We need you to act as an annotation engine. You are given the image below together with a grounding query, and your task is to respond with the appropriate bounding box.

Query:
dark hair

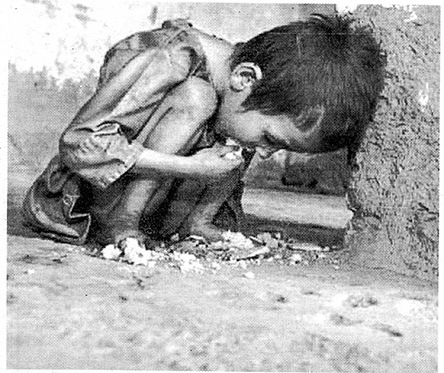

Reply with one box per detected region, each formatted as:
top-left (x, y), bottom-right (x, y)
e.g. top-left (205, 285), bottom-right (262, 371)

top-left (230, 14), bottom-right (386, 151)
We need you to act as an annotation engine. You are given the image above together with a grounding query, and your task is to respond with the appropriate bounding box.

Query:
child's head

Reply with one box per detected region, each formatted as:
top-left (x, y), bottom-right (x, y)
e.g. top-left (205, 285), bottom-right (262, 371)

top-left (215, 14), bottom-right (386, 157)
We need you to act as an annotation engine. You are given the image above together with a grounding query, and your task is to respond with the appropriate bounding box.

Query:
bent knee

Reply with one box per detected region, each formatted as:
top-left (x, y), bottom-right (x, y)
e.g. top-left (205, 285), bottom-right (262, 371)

top-left (168, 77), bottom-right (217, 118)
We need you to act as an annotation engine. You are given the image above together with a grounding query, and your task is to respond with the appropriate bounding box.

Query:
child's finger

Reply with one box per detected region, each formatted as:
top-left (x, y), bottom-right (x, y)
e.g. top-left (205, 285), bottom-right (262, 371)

top-left (223, 152), bottom-right (243, 161)
top-left (216, 145), bottom-right (240, 156)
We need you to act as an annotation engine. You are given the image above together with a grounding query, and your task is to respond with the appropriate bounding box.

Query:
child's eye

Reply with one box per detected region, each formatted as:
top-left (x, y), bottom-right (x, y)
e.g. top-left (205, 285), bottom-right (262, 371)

top-left (263, 133), bottom-right (275, 145)
top-left (263, 133), bottom-right (281, 148)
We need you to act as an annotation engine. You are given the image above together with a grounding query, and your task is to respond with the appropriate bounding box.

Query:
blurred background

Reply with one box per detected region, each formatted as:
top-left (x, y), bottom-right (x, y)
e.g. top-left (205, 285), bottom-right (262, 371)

top-left (8, 1), bottom-right (348, 195)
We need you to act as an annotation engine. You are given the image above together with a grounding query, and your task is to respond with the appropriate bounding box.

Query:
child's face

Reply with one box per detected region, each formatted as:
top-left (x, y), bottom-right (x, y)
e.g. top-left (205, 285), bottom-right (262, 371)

top-left (216, 91), bottom-right (322, 159)
top-left (215, 62), bottom-right (323, 158)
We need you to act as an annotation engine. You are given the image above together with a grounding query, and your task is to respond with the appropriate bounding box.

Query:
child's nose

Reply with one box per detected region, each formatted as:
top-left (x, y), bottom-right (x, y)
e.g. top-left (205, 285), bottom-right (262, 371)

top-left (255, 146), bottom-right (276, 159)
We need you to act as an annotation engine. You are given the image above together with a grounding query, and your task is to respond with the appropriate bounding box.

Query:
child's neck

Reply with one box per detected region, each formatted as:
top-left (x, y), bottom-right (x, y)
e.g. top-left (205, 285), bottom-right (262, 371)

top-left (191, 30), bottom-right (233, 96)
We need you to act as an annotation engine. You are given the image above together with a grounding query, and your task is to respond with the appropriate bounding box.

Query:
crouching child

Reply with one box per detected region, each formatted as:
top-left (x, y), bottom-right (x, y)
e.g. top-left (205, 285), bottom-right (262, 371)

top-left (22, 15), bottom-right (386, 248)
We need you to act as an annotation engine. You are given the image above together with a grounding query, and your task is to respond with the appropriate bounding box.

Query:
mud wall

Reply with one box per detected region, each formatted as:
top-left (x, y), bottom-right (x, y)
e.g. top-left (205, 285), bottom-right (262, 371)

top-left (344, 5), bottom-right (439, 280)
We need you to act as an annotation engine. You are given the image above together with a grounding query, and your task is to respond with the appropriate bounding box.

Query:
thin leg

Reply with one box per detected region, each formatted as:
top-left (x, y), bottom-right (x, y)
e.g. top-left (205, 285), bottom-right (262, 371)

top-left (90, 78), bottom-right (215, 244)
top-left (157, 179), bottom-right (207, 238)
top-left (181, 168), bottom-right (243, 241)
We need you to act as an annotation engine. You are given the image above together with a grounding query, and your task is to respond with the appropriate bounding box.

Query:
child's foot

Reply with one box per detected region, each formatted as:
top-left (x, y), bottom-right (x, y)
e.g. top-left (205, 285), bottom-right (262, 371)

top-left (117, 236), bottom-right (146, 252)
top-left (92, 221), bottom-right (147, 247)
top-left (114, 230), bottom-right (147, 247)
top-left (186, 223), bottom-right (224, 242)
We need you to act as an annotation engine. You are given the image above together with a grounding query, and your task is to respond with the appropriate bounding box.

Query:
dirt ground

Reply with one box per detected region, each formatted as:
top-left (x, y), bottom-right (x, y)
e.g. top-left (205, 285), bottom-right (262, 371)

top-left (7, 169), bottom-right (438, 372)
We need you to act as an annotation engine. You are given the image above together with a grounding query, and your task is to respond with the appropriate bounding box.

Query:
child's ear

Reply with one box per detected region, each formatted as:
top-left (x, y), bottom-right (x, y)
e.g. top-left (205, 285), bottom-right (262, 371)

top-left (229, 62), bottom-right (262, 91)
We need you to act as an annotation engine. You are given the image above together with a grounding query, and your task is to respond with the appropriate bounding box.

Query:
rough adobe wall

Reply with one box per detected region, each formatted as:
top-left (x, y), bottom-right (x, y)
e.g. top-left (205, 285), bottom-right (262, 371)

top-left (345, 5), bottom-right (439, 280)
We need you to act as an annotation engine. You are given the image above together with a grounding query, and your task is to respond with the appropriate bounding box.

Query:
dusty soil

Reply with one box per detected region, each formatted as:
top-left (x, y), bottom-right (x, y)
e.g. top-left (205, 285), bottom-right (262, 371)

top-left (7, 169), bottom-right (438, 371)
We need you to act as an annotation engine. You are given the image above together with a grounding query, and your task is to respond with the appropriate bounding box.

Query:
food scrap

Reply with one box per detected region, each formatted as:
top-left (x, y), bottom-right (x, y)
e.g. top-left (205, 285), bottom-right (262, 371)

top-left (100, 229), bottom-right (341, 273)
top-left (102, 244), bottom-right (122, 260)
top-left (171, 252), bottom-right (205, 274)
top-left (223, 138), bottom-right (245, 160)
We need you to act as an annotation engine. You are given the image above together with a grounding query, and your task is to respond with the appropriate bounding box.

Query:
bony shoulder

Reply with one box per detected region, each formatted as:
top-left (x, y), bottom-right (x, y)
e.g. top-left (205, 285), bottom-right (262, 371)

top-left (180, 76), bottom-right (218, 111)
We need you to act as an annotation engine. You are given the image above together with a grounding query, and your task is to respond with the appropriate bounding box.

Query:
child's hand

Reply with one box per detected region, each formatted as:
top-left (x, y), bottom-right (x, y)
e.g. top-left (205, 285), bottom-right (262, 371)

top-left (191, 146), bottom-right (244, 179)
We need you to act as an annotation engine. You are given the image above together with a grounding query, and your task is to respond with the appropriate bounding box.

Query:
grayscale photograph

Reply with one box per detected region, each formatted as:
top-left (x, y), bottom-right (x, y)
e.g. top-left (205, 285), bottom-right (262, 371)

top-left (7, 2), bottom-right (439, 371)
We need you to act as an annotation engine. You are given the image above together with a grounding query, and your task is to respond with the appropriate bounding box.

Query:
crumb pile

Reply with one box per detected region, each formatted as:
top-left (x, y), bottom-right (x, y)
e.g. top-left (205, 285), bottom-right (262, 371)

top-left (99, 231), bottom-right (341, 274)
